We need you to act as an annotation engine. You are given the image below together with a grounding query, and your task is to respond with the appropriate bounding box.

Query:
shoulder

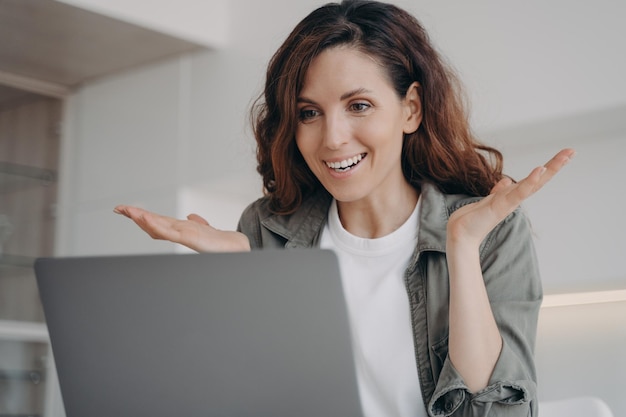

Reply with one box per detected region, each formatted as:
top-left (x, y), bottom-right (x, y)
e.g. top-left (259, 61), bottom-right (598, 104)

top-left (418, 182), bottom-right (532, 254)
top-left (431, 184), bottom-right (540, 294)
top-left (237, 188), bottom-right (333, 249)
top-left (238, 188), bottom-right (332, 230)
top-left (438, 185), bottom-right (530, 233)
top-left (239, 195), bottom-right (274, 226)
top-left (444, 191), bottom-right (537, 275)
top-left (237, 195), bottom-right (274, 248)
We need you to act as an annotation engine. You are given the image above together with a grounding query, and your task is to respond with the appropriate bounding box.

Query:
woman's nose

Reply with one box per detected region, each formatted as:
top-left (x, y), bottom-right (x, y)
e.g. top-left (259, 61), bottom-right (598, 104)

top-left (322, 113), bottom-right (349, 150)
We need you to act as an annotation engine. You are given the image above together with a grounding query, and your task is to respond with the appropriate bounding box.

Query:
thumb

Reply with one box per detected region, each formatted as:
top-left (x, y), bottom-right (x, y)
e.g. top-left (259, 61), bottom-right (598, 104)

top-left (490, 176), bottom-right (514, 195)
top-left (187, 213), bottom-right (210, 226)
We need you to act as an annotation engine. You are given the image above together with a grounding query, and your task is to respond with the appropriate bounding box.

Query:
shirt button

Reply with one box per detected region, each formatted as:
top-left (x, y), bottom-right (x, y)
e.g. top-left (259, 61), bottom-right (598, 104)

top-left (445, 400), bottom-right (454, 412)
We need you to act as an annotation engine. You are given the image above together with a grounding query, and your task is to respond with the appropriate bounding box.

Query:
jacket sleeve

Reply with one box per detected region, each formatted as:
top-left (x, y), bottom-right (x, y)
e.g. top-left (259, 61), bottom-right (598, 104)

top-left (429, 208), bottom-right (542, 417)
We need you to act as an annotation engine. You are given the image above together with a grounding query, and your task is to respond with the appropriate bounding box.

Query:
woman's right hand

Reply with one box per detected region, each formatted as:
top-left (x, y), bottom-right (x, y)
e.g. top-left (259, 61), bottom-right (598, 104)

top-left (113, 205), bottom-right (251, 253)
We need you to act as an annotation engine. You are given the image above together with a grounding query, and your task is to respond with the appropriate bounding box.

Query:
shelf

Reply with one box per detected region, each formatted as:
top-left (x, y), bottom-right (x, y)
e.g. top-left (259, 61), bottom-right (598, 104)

top-left (0, 161), bottom-right (56, 194)
top-left (0, 320), bottom-right (48, 343)
top-left (0, 254), bottom-right (36, 279)
top-left (0, 254), bottom-right (35, 269)
top-left (0, 369), bottom-right (45, 384)
top-left (0, 75), bottom-right (61, 417)
top-left (0, 414), bottom-right (41, 417)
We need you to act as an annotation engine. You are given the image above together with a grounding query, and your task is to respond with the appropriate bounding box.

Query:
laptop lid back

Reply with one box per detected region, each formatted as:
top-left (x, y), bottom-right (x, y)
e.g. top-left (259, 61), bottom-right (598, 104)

top-left (36, 249), bottom-right (362, 417)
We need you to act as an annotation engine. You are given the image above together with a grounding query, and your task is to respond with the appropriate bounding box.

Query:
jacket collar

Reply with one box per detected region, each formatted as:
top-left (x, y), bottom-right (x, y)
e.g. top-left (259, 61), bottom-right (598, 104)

top-left (416, 182), bottom-right (450, 254)
top-left (261, 182), bottom-right (450, 252)
top-left (260, 187), bottom-right (333, 248)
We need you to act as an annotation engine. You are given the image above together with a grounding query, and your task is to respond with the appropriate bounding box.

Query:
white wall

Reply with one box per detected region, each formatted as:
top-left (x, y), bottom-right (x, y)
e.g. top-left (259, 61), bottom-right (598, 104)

top-left (499, 131), bottom-right (626, 294)
top-left (57, 58), bottom-right (183, 255)
top-left (537, 301), bottom-right (626, 410)
top-left (57, 0), bottom-right (626, 415)
top-left (403, 0), bottom-right (626, 132)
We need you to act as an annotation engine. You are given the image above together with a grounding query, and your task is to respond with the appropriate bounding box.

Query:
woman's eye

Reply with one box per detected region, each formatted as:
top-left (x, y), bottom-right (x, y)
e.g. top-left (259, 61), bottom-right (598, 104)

top-left (350, 102), bottom-right (371, 112)
top-left (299, 109), bottom-right (319, 121)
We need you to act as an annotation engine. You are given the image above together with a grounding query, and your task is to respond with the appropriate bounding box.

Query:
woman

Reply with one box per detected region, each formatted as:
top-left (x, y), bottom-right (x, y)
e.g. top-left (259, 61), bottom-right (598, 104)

top-left (115, 1), bottom-right (574, 416)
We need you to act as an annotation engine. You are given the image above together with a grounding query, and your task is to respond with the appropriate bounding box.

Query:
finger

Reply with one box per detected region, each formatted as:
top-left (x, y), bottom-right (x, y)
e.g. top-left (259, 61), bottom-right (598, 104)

top-left (116, 206), bottom-right (175, 238)
top-left (540, 148), bottom-right (575, 181)
top-left (501, 148), bottom-right (575, 206)
top-left (548, 148), bottom-right (576, 166)
top-left (501, 166), bottom-right (545, 205)
top-left (187, 213), bottom-right (210, 226)
top-left (527, 148), bottom-right (575, 192)
top-left (490, 176), bottom-right (514, 195)
top-left (113, 205), bottom-right (131, 218)
top-left (114, 205), bottom-right (148, 220)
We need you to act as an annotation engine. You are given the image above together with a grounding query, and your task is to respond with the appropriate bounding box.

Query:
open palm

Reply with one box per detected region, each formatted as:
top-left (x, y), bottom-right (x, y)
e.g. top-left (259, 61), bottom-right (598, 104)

top-left (113, 206), bottom-right (251, 252)
top-left (447, 148), bottom-right (575, 246)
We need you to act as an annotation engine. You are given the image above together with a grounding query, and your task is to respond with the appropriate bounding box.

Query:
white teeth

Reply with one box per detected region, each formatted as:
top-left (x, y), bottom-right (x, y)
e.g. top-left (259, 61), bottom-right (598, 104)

top-left (325, 154), bottom-right (364, 170)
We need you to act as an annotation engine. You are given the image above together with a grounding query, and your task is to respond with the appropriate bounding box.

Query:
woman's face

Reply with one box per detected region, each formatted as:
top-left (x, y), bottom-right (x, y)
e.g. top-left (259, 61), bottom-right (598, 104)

top-left (295, 46), bottom-right (421, 206)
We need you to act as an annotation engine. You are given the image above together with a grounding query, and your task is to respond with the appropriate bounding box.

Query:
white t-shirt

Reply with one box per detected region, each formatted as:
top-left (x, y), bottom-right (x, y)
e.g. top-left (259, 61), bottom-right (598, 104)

top-left (320, 199), bottom-right (426, 417)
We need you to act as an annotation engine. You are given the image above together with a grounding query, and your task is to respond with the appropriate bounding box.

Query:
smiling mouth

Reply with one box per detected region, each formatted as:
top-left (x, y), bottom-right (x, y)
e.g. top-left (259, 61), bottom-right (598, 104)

top-left (325, 153), bottom-right (366, 172)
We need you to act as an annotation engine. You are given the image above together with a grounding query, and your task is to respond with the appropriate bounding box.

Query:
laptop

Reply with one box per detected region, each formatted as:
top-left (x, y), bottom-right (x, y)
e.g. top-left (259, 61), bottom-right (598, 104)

top-left (35, 249), bottom-right (363, 417)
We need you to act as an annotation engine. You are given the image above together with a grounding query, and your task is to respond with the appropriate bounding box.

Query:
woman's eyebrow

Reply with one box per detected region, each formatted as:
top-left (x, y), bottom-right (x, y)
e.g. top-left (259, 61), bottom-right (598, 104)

top-left (297, 87), bottom-right (373, 104)
top-left (340, 87), bottom-right (371, 101)
top-left (296, 96), bottom-right (317, 105)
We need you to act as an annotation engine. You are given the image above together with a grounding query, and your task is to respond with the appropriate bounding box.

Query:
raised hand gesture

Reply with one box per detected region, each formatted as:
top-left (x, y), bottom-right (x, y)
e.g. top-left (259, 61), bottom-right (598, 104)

top-left (445, 148), bottom-right (575, 392)
top-left (447, 148), bottom-right (575, 247)
top-left (113, 205), bottom-right (251, 253)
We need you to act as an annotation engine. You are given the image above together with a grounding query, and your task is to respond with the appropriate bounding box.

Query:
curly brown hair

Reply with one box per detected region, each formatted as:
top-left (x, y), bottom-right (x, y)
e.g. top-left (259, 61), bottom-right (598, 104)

top-left (251, 0), bottom-right (503, 214)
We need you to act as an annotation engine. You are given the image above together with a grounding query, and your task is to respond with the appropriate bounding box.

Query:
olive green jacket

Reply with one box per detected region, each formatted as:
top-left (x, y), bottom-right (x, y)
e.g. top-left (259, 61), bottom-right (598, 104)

top-left (237, 182), bottom-right (541, 417)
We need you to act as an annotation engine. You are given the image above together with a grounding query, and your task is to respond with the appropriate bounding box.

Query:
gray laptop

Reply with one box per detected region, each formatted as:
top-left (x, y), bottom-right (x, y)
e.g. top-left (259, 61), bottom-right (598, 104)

top-left (35, 249), bottom-right (363, 417)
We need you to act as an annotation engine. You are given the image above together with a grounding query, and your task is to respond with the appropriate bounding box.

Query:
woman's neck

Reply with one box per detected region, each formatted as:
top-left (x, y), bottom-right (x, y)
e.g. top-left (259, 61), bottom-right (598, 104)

top-left (336, 182), bottom-right (419, 239)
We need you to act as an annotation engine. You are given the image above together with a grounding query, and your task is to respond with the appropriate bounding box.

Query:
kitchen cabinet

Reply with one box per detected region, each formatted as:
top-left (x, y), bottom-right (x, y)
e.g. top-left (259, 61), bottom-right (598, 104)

top-left (0, 87), bottom-right (62, 417)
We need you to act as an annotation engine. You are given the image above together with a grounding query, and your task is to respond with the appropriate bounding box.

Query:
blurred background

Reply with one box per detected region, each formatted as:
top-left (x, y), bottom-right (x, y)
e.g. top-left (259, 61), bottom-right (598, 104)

top-left (0, 0), bottom-right (624, 416)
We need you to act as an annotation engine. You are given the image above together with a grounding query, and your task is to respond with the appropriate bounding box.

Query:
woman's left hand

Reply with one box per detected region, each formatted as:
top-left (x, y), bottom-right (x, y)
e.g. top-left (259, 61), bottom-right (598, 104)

top-left (447, 148), bottom-right (575, 248)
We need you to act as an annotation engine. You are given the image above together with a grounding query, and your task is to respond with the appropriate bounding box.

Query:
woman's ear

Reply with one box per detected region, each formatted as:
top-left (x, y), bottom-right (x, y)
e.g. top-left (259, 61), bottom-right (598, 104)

top-left (403, 82), bottom-right (422, 134)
